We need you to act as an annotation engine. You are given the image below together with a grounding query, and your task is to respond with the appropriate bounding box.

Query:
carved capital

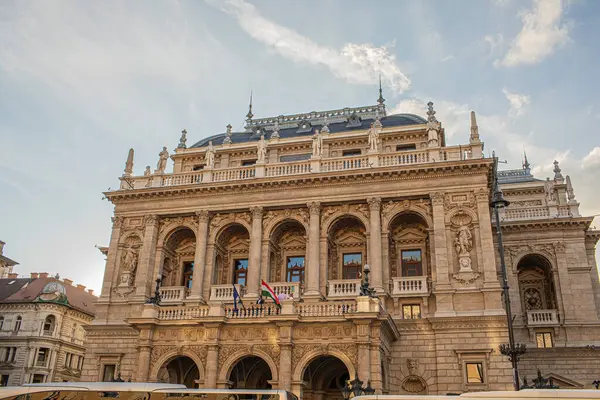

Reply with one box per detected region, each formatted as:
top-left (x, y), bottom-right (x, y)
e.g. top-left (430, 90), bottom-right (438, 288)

top-left (307, 201), bottom-right (321, 216)
top-left (111, 216), bottom-right (124, 229)
top-left (554, 241), bottom-right (567, 254)
top-left (196, 210), bottom-right (210, 223)
top-left (475, 188), bottom-right (488, 202)
top-left (143, 214), bottom-right (158, 226)
top-left (367, 197), bottom-right (381, 212)
top-left (250, 206), bottom-right (263, 219)
top-left (430, 192), bottom-right (445, 206)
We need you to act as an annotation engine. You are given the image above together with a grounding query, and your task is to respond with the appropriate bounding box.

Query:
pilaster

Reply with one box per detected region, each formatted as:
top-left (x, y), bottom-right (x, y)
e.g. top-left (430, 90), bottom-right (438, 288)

top-left (245, 206), bottom-right (263, 299)
top-left (367, 197), bottom-right (384, 293)
top-left (187, 210), bottom-right (209, 304)
top-left (305, 202), bottom-right (322, 299)
top-left (431, 192), bottom-right (455, 316)
top-left (133, 214), bottom-right (159, 301)
top-left (100, 216), bottom-right (123, 302)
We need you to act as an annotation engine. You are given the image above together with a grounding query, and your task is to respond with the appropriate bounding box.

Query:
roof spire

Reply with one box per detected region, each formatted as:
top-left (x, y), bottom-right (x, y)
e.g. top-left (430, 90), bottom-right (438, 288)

top-left (426, 102), bottom-right (438, 123)
top-left (123, 148), bottom-right (134, 176)
top-left (246, 91), bottom-right (254, 121)
top-left (522, 149), bottom-right (530, 172)
top-left (553, 160), bottom-right (564, 182)
top-left (469, 111), bottom-right (480, 143)
top-left (377, 74), bottom-right (385, 105)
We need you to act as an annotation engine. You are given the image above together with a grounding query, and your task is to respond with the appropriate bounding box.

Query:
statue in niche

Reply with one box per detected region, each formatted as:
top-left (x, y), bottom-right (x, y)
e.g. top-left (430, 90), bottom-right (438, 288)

top-left (257, 135), bottom-right (267, 162)
top-left (312, 130), bottom-right (322, 157)
top-left (119, 247), bottom-right (138, 287)
top-left (368, 123), bottom-right (380, 152)
top-left (454, 224), bottom-right (473, 272)
top-left (205, 141), bottom-right (215, 168)
top-left (156, 146), bottom-right (169, 173)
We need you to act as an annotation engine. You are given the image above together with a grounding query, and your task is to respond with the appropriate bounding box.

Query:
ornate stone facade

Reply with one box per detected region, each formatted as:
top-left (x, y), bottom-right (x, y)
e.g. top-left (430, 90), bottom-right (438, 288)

top-left (84, 101), bottom-right (600, 398)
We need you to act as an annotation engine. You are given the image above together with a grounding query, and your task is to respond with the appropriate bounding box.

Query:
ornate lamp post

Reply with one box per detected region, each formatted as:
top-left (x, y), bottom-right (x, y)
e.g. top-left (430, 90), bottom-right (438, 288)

top-left (490, 153), bottom-right (526, 391)
top-left (147, 278), bottom-right (162, 305)
top-left (341, 376), bottom-right (375, 399)
top-left (360, 264), bottom-right (376, 297)
top-left (521, 370), bottom-right (559, 389)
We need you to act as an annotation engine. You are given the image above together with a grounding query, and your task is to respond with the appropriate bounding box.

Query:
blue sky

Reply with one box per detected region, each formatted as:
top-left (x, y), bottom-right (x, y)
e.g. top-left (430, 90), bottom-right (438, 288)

top-left (1, 0), bottom-right (599, 291)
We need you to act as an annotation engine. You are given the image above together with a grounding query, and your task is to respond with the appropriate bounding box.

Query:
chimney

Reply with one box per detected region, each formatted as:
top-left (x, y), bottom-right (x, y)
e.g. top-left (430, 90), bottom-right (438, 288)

top-left (87, 289), bottom-right (94, 296)
top-left (63, 279), bottom-right (73, 286)
top-left (76, 284), bottom-right (86, 291)
top-left (7, 273), bottom-right (18, 279)
top-left (39, 272), bottom-right (49, 279)
top-left (30, 272), bottom-right (39, 279)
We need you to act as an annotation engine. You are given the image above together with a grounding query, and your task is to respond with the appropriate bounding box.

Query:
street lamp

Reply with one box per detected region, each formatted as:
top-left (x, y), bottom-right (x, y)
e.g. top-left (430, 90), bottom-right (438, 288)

top-left (147, 278), bottom-right (162, 305)
top-left (490, 152), bottom-right (526, 391)
top-left (341, 376), bottom-right (375, 399)
top-left (521, 370), bottom-right (559, 389)
top-left (360, 264), bottom-right (375, 297)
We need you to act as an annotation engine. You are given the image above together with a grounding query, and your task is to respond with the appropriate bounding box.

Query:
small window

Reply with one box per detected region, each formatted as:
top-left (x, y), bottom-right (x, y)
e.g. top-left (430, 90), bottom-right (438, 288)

top-left (280, 154), bottom-right (311, 163)
top-left (9, 348), bottom-right (16, 363)
top-left (286, 256), bottom-right (305, 283)
top-left (402, 304), bottom-right (421, 319)
top-left (182, 261), bottom-right (194, 289)
top-left (342, 253), bottom-right (362, 279)
top-left (536, 332), bottom-right (553, 348)
top-left (43, 315), bottom-right (55, 335)
top-left (0, 374), bottom-right (9, 386)
top-left (241, 160), bottom-right (256, 166)
top-left (466, 362), bottom-right (484, 383)
top-left (401, 250), bottom-right (423, 277)
top-left (192, 165), bottom-right (204, 171)
top-left (13, 316), bottom-right (22, 332)
top-left (36, 348), bottom-right (49, 365)
top-left (31, 374), bottom-right (45, 384)
top-left (0, 316), bottom-right (4, 330)
top-left (233, 259), bottom-right (248, 286)
top-left (102, 364), bottom-right (116, 382)
top-left (342, 149), bottom-right (361, 157)
top-left (396, 144), bottom-right (417, 152)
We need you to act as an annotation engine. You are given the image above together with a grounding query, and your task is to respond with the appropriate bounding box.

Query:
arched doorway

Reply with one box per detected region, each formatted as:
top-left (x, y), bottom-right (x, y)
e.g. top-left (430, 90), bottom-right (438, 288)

top-left (161, 228), bottom-right (197, 289)
top-left (327, 216), bottom-right (368, 281)
top-left (268, 220), bottom-right (307, 286)
top-left (302, 356), bottom-right (349, 400)
top-left (228, 356), bottom-right (272, 389)
top-left (157, 356), bottom-right (200, 388)
top-left (517, 254), bottom-right (558, 315)
top-left (213, 224), bottom-right (251, 285)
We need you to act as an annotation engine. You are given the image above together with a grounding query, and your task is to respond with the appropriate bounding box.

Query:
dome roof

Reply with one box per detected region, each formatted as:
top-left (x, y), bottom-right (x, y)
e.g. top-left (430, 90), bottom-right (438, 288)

top-left (190, 113), bottom-right (427, 148)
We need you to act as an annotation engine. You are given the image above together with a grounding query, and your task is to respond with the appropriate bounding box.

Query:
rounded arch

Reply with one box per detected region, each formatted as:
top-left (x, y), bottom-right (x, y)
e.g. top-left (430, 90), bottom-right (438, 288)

top-left (263, 216), bottom-right (309, 241)
top-left (321, 212), bottom-right (370, 237)
top-left (514, 251), bottom-right (556, 272)
top-left (445, 206), bottom-right (478, 226)
top-left (149, 350), bottom-right (205, 383)
top-left (383, 207), bottom-right (432, 232)
top-left (119, 231), bottom-right (144, 246)
top-left (157, 223), bottom-right (198, 248)
top-left (218, 349), bottom-right (279, 383)
top-left (209, 219), bottom-right (252, 244)
top-left (292, 349), bottom-right (356, 383)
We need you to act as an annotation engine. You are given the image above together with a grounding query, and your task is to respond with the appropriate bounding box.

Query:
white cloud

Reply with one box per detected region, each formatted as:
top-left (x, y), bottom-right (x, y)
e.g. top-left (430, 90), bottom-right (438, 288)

top-left (583, 147), bottom-right (600, 169)
top-left (493, 0), bottom-right (512, 6)
top-left (497, 0), bottom-right (570, 67)
top-left (206, 0), bottom-right (411, 94)
top-left (503, 88), bottom-right (531, 117)
top-left (484, 34), bottom-right (505, 58)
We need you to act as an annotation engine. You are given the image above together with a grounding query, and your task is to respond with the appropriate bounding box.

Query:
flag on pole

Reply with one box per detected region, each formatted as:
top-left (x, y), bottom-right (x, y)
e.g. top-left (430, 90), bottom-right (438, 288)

top-left (261, 280), bottom-right (281, 308)
top-left (232, 284), bottom-right (244, 311)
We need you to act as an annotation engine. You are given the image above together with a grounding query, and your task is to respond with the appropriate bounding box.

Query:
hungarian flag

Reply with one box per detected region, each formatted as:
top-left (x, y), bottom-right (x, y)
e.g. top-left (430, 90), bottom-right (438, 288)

top-left (261, 280), bottom-right (281, 308)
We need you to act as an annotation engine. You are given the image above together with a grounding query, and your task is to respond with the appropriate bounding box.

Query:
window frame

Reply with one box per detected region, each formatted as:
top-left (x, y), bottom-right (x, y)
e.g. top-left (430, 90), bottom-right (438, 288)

top-left (342, 252), bottom-right (363, 280)
top-left (401, 249), bottom-right (423, 277)
top-left (233, 258), bottom-right (249, 286)
top-left (13, 316), bottom-right (22, 332)
top-left (396, 143), bottom-right (417, 152)
top-left (285, 256), bottom-right (305, 284)
top-left (536, 331), bottom-right (553, 348)
top-left (182, 261), bottom-right (194, 289)
top-left (455, 349), bottom-right (492, 391)
top-left (402, 304), bottom-right (422, 319)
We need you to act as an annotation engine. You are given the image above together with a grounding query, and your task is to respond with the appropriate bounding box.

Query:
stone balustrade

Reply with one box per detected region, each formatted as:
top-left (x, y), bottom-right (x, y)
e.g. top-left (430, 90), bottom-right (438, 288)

top-left (297, 301), bottom-right (357, 317)
top-left (327, 279), bottom-right (361, 299)
top-left (209, 284), bottom-right (244, 302)
top-left (269, 282), bottom-right (301, 298)
top-left (527, 309), bottom-right (559, 326)
top-left (158, 286), bottom-right (188, 305)
top-left (391, 276), bottom-right (429, 296)
top-left (157, 306), bottom-right (209, 320)
top-left (224, 304), bottom-right (281, 319)
top-left (118, 145), bottom-right (475, 190)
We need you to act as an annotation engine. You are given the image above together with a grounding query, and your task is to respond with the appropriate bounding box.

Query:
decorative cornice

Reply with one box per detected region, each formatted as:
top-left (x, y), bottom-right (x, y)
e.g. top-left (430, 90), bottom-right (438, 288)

top-left (196, 210), bottom-right (210, 223)
top-left (307, 201), bottom-right (321, 215)
top-left (497, 217), bottom-right (593, 232)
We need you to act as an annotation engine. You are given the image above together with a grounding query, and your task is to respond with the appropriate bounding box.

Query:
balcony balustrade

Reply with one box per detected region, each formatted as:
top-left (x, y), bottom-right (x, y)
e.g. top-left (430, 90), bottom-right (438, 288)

top-left (327, 279), bottom-right (361, 299)
top-left (157, 306), bottom-right (209, 320)
top-left (158, 286), bottom-right (188, 304)
top-left (118, 145), bottom-right (475, 191)
top-left (527, 309), bottom-right (559, 326)
top-left (391, 276), bottom-right (429, 296)
top-left (269, 282), bottom-right (301, 298)
top-left (297, 301), bottom-right (357, 317)
top-left (210, 284), bottom-right (244, 302)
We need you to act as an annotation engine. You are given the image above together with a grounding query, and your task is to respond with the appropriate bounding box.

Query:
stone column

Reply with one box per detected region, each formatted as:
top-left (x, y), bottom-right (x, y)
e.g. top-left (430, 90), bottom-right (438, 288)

top-left (475, 189), bottom-right (500, 285)
top-left (134, 215), bottom-right (160, 301)
top-left (205, 345), bottom-right (219, 388)
top-left (357, 344), bottom-right (371, 382)
top-left (431, 192), bottom-right (455, 316)
top-left (188, 210), bottom-right (209, 303)
top-left (100, 216), bottom-right (123, 301)
top-left (304, 202), bottom-right (322, 299)
top-left (367, 198), bottom-right (383, 292)
top-left (245, 206), bottom-right (263, 299)
top-left (136, 327), bottom-right (153, 382)
top-left (555, 242), bottom-right (576, 323)
top-left (278, 321), bottom-right (294, 391)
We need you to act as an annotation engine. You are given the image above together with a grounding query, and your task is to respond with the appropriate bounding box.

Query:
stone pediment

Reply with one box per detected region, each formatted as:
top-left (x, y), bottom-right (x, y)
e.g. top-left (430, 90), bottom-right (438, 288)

top-left (393, 228), bottom-right (426, 243)
top-left (176, 242), bottom-right (196, 255)
top-left (518, 269), bottom-right (545, 281)
top-left (335, 231), bottom-right (365, 246)
top-left (281, 236), bottom-right (306, 249)
top-left (228, 237), bottom-right (250, 251)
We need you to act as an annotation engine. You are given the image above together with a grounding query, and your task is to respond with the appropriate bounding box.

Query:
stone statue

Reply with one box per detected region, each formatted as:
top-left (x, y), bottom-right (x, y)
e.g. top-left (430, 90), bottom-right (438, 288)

top-left (312, 130), bottom-right (322, 157)
top-left (124, 148), bottom-right (134, 176)
top-left (454, 225), bottom-right (473, 255)
top-left (257, 135), bottom-right (267, 162)
top-left (205, 141), bottom-right (215, 168)
top-left (368, 123), bottom-right (380, 152)
top-left (144, 166), bottom-right (151, 176)
top-left (119, 247), bottom-right (138, 287)
top-left (156, 146), bottom-right (169, 173)
top-left (407, 358), bottom-right (418, 375)
top-left (544, 178), bottom-right (556, 203)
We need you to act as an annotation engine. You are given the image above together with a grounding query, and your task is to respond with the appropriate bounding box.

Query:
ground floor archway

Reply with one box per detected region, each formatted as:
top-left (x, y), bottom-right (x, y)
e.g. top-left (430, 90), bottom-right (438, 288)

top-left (156, 356), bottom-right (200, 388)
top-left (228, 356), bottom-right (273, 389)
top-left (302, 355), bottom-right (349, 400)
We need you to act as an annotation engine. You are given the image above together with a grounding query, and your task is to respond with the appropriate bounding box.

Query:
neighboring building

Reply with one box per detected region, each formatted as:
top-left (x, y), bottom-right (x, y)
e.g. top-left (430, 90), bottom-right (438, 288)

top-left (0, 272), bottom-right (96, 385)
top-left (83, 95), bottom-right (600, 397)
top-left (0, 241), bottom-right (18, 279)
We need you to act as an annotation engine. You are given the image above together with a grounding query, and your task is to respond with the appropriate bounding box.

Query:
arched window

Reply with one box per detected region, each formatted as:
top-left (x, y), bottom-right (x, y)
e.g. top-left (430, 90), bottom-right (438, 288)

top-left (71, 323), bottom-right (77, 338)
top-left (14, 316), bottom-right (22, 332)
top-left (42, 315), bottom-right (55, 335)
top-left (0, 316), bottom-right (4, 331)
